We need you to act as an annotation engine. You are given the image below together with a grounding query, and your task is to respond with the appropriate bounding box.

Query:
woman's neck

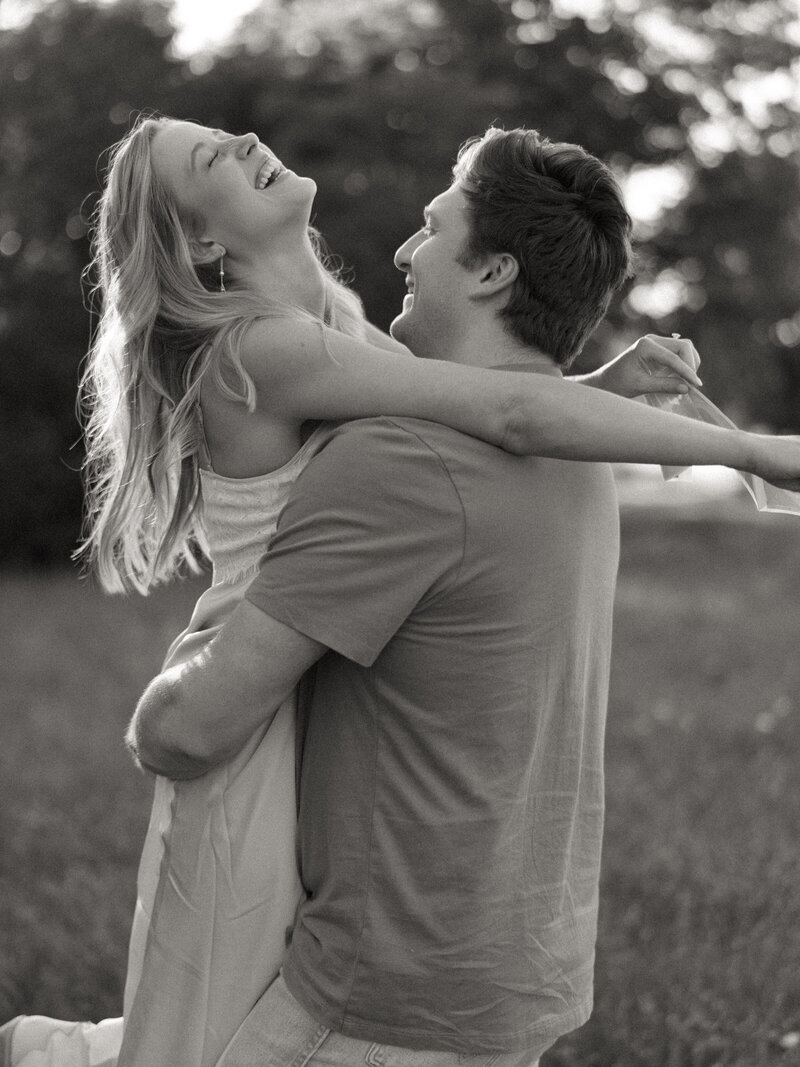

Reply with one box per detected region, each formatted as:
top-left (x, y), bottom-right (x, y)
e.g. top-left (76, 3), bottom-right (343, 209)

top-left (230, 232), bottom-right (326, 318)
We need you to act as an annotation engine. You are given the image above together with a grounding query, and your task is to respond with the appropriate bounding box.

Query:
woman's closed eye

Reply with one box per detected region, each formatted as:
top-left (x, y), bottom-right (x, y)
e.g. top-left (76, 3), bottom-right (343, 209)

top-left (208, 151), bottom-right (219, 168)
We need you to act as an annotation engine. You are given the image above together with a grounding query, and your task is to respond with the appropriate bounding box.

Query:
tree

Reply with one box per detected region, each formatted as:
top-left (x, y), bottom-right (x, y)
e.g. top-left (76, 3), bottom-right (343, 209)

top-left (0, 0), bottom-right (179, 563)
top-left (1, 0), bottom-right (798, 565)
top-left (228, 0), bottom-right (800, 409)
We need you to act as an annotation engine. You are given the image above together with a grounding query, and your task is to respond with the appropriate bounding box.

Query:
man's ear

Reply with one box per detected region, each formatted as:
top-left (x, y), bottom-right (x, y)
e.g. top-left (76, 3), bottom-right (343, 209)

top-left (473, 253), bottom-right (519, 299)
top-left (188, 237), bottom-right (226, 267)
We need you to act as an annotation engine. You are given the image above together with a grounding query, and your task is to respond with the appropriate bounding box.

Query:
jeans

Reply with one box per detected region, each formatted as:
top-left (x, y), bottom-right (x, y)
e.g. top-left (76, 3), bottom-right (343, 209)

top-left (217, 974), bottom-right (540, 1067)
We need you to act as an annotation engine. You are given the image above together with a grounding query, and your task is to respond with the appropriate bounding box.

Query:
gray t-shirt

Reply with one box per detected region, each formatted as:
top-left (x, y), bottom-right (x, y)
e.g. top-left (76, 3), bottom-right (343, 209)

top-left (246, 415), bottom-right (620, 1055)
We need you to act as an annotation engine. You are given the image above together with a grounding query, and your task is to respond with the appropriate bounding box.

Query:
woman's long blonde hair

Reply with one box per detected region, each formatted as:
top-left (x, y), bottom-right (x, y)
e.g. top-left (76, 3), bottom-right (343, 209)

top-left (77, 114), bottom-right (365, 595)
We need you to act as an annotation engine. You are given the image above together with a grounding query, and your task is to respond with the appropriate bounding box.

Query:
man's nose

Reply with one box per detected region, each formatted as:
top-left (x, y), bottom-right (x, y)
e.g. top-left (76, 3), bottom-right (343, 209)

top-left (394, 234), bottom-right (418, 272)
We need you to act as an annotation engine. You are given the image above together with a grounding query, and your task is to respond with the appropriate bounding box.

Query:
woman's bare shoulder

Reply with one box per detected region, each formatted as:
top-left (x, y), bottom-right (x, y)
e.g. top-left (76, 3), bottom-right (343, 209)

top-left (236, 315), bottom-right (331, 414)
top-left (239, 315), bottom-right (324, 362)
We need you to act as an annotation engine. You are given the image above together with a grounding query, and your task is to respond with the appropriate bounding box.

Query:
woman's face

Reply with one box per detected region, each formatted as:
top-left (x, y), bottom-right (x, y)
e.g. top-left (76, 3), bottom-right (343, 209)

top-left (150, 121), bottom-right (316, 259)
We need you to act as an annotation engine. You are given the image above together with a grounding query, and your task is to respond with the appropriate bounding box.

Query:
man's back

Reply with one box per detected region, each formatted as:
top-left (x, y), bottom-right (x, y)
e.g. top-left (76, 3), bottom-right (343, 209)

top-left (246, 414), bottom-right (620, 1055)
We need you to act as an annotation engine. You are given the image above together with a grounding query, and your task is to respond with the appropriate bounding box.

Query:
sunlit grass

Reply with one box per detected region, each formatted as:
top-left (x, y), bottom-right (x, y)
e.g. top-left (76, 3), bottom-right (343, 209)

top-left (1, 514), bottom-right (799, 1064)
top-left (547, 514), bottom-right (800, 1066)
top-left (0, 571), bottom-right (203, 1019)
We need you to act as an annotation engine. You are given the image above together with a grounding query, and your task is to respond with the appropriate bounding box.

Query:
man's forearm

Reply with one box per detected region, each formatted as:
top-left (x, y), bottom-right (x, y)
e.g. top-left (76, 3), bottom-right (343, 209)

top-left (127, 600), bottom-right (327, 780)
top-left (128, 653), bottom-right (289, 780)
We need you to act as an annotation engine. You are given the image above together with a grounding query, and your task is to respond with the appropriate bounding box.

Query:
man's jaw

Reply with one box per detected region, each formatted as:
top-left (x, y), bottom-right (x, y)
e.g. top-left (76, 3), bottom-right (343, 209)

top-left (390, 304), bottom-right (413, 347)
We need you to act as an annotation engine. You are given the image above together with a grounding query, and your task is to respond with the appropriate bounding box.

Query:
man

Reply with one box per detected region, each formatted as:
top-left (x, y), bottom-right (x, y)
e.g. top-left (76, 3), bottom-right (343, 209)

top-left (129, 128), bottom-right (650, 1062)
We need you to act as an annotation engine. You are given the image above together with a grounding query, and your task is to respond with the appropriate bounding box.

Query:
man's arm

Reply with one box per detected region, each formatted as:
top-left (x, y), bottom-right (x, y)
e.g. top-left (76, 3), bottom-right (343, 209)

top-left (127, 600), bottom-right (326, 780)
top-left (129, 419), bottom-right (468, 780)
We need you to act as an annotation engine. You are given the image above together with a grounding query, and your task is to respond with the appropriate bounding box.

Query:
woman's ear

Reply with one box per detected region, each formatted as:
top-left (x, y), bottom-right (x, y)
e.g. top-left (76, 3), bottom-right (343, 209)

top-left (188, 237), bottom-right (226, 266)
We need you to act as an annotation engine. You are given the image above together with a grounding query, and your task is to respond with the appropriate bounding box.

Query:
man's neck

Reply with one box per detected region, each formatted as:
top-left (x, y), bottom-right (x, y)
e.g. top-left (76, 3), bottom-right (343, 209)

top-left (489, 353), bottom-right (562, 376)
top-left (450, 329), bottom-right (561, 376)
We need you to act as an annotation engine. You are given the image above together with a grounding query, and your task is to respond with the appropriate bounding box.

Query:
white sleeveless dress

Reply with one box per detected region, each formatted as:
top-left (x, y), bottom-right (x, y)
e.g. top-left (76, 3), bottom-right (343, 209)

top-left (1, 430), bottom-right (327, 1067)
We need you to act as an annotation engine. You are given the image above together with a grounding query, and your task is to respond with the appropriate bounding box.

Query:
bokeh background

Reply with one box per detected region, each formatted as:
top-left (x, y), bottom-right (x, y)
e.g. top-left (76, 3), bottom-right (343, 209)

top-left (1, 1), bottom-right (799, 1063)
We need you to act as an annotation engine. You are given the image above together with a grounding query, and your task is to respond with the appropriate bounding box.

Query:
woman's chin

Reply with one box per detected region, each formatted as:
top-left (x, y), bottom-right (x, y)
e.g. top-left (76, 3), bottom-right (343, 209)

top-left (282, 172), bottom-right (317, 197)
top-left (283, 174), bottom-right (318, 219)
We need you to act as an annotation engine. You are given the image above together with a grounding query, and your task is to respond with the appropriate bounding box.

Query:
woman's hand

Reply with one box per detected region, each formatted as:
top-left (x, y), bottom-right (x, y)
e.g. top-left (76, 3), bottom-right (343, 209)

top-left (583, 334), bottom-right (703, 398)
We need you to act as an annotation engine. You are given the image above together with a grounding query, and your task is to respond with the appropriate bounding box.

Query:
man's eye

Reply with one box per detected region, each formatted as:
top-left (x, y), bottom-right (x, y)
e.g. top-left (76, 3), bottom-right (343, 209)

top-left (208, 151), bottom-right (219, 168)
top-left (422, 224), bottom-right (434, 236)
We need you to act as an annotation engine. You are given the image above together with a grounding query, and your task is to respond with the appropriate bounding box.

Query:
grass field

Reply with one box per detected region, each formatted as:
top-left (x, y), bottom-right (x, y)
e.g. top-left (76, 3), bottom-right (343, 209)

top-left (1, 512), bottom-right (799, 1065)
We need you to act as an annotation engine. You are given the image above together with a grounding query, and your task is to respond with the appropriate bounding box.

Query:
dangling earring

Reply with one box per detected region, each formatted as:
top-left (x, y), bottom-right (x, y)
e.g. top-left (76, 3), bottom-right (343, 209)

top-left (218, 253), bottom-right (226, 293)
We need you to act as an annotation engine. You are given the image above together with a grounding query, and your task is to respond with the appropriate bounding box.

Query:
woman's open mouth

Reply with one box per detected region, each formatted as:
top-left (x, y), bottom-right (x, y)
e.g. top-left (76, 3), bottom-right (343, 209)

top-left (255, 159), bottom-right (285, 189)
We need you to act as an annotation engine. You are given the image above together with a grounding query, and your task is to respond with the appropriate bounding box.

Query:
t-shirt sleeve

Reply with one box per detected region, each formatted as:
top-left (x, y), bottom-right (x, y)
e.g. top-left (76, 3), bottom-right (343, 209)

top-left (245, 419), bottom-right (465, 666)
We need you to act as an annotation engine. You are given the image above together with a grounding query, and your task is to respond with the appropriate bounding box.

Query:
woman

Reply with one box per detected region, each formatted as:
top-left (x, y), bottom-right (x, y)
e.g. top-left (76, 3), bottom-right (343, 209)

top-left (2, 115), bottom-right (798, 1067)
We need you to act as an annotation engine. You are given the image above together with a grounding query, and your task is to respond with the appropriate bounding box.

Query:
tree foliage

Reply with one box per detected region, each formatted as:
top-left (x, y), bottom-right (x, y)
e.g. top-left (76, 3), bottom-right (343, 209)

top-left (1, 0), bottom-right (798, 564)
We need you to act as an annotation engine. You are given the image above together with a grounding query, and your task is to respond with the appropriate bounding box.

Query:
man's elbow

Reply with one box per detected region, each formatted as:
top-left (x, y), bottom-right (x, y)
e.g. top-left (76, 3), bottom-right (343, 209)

top-left (127, 724), bottom-right (213, 780)
top-left (127, 682), bottom-right (215, 780)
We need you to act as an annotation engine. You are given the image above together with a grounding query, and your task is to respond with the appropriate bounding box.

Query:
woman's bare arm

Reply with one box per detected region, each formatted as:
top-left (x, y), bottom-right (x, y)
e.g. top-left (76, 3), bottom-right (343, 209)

top-left (360, 324), bottom-right (703, 396)
top-left (239, 318), bottom-right (800, 486)
top-left (361, 320), bottom-right (414, 356)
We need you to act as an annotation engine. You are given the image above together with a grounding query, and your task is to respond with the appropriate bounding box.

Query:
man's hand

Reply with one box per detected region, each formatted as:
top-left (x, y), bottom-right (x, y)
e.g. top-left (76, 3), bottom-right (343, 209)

top-left (585, 334), bottom-right (703, 399)
top-left (127, 601), bottom-right (326, 779)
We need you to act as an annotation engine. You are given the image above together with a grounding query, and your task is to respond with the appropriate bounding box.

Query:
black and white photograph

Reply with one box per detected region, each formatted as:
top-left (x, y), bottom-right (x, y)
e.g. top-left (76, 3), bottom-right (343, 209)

top-left (1, 1), bottom-right (799, 1064)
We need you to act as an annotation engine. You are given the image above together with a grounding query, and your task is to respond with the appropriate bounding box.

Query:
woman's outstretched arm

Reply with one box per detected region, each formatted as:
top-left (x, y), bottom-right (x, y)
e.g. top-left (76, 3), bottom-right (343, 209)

top-left (239, 318), bottom-right (800, 488)
top-left (360, 323), bottom-right (704, 397)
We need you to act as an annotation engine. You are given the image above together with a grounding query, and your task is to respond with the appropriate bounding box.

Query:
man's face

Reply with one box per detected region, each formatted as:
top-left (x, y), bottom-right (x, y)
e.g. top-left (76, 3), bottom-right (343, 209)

top-left (390, 183), bottom-right (479, 361)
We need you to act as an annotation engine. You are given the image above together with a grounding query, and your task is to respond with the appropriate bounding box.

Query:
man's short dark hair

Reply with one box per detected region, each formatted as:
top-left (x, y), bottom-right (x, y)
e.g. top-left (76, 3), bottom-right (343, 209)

top-left (453, 127), bottom-right (633, 367)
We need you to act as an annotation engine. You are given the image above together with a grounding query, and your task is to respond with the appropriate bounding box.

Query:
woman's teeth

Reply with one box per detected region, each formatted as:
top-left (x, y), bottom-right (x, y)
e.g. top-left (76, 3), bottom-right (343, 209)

top-left (256, 162), bottom-right (282, 189)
